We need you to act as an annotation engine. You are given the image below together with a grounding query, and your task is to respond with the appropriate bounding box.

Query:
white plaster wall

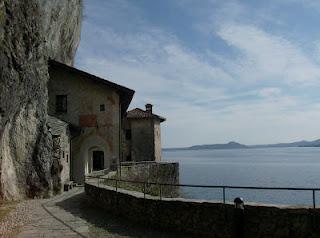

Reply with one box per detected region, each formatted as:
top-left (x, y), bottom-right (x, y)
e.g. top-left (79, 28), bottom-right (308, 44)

top-left (154, 120), bottom-right (162, 162)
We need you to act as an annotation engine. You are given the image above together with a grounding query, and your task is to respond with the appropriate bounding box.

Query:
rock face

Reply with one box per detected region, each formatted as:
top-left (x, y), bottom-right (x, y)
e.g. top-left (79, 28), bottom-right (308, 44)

top-left (0, 0), bottom-right (82, 200)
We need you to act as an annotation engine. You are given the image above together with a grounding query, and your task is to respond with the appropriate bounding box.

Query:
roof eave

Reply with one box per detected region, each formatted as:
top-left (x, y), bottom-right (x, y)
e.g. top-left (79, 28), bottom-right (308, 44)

top-left (49, 60), bottom-right (135, 113)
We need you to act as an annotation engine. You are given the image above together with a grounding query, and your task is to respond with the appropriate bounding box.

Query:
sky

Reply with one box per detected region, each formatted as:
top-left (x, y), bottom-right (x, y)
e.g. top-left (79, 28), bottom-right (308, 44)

top-left (75, 0), bottom-right (320, 147)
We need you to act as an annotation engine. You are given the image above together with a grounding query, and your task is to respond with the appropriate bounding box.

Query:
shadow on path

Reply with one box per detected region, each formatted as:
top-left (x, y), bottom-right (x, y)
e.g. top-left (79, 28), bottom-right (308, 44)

top-left (55, 190), bottom-right (192, 238)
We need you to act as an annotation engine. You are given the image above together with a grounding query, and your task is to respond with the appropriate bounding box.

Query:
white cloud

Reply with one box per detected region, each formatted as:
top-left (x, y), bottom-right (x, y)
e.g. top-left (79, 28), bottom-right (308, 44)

top-left (77, 22), bottom-right (235, 107)
top-left (258, 88), bottom-right (282, 98)
top-left (76, 0), bottom-right (320, 147)
top-left (279, 0), bottom-right (320, 10)
top-left (217, 23), bottom-right (320, 84)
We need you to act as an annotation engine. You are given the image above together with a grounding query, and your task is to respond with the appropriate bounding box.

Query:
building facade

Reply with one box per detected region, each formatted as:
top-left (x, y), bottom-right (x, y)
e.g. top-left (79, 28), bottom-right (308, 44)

top-left (124, 104), bottom-right (165, 162)
top-left (48, 60), bottom-right (166, 186)
top-left (48, 60), bottom-right (134, 183)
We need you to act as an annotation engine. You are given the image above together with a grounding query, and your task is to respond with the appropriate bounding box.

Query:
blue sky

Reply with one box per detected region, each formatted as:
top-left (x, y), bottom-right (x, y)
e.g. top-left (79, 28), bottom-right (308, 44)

top-left (76, 0), bottom-right (320, 147)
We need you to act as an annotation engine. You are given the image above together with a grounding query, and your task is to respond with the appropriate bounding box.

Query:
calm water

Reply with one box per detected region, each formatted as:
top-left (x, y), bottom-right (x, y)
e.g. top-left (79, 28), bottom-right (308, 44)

top-left (163, 147), bottom-right (320, 206)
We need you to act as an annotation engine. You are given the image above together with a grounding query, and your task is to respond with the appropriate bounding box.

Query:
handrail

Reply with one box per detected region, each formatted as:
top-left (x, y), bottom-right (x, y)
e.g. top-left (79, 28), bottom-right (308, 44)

top-left (119, 161), bottom-right (173, 167)
top-left (86, 174), bottom-right (320, 209)
top-left (86, 175), bottom-right (320, 191)
top-left (120, 161), bottom-right (157, 165)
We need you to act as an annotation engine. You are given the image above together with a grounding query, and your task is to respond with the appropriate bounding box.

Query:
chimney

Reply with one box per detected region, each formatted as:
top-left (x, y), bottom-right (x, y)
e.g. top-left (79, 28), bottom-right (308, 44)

top-left (145, 103), bottom-right (153, 114)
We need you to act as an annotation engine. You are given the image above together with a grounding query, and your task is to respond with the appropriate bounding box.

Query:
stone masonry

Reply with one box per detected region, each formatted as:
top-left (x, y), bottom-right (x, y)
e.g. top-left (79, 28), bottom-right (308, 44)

top-left (85, 181), bottom-right (320, 238)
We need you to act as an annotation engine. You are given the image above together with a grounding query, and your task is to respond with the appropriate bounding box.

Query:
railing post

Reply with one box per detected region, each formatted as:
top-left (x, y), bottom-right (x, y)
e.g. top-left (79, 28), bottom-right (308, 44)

top-left (223, 187), bottom-right (226, 204)
top-left (160, 184), bottom-right (162, 200)
top-left (313, 190), bottom-right (316, 209)
top-left (234, 197), bottom-right (245, 238)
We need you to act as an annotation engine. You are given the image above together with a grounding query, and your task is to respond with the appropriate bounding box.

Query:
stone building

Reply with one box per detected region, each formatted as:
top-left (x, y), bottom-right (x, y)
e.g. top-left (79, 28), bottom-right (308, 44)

top-left (48, 60), bottom-right (166, 185)
top-left (47, 116), bottom-right (71, 193)
top-left (124, 104), bottom-right (166, 162)
top-left (48, 60), bottom-right (134, 183)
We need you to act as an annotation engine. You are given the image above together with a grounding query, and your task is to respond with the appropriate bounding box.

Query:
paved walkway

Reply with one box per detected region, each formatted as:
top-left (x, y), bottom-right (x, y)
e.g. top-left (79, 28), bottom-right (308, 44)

top-left (16, 188), bottom-right (88, 238)
top-left (15, 187), bottom-right (188, 238)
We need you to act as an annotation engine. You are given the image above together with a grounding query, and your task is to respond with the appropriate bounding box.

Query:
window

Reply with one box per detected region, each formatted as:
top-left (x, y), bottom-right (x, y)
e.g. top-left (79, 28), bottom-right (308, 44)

top-left (126, 155), bottom-right (132, 161)
top-left (0, 107), bottom-right (4, 117)
top-left (56, 95), bottom-right (67, 113)
top-left (100, 104), bottom-right (105, 111)
top-left (126, 129), bottom-right (132, 140)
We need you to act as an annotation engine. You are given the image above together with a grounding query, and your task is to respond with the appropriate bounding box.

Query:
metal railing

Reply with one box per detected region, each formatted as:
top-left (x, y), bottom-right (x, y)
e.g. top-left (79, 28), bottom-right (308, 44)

top-left (86, 175), bottom-right (320, 209)
top-left (120, 161), bottom-right (173, 166)
top-left (120, 161), bottom-right (157, 166)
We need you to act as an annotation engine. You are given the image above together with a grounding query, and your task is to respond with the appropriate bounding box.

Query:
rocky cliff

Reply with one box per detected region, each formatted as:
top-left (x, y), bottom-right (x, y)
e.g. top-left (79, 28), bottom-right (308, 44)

top-left (0, 0), bottom-right (82, 200)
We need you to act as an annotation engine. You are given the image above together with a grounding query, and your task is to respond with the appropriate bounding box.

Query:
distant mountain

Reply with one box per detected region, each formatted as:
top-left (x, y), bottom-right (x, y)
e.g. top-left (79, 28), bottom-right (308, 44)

top-left (164, 141), bottom-right (248, 151)
top-left (250, 139), bottom-right (320, 148)
top-left (189, 141), bottom-right (248, 150)
top-left (164, 139), bottom-right (320, 151)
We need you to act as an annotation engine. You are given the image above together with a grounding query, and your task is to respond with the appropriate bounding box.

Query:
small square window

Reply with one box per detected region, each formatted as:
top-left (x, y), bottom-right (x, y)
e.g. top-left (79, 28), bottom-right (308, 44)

top-left (100, 104), bottom-right (105, 112)
top-left (56, 95), bottom-right (67, 113)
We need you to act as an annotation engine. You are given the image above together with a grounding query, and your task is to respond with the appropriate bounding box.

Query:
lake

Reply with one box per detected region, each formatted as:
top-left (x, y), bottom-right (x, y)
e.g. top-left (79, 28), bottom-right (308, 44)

top-left (163, 147), bottom-right (320, 206)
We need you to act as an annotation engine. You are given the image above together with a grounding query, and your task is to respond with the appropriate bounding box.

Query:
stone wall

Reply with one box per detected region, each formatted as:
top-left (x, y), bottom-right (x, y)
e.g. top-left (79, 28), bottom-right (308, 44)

top-left (52, 134), bottom-right (70, 192)
top-left (120, 162), bottom-right (179, 197)
top-left (47, 116), bottom-right (71, 193)
top-left (85, 182), bottom-right (320, 238)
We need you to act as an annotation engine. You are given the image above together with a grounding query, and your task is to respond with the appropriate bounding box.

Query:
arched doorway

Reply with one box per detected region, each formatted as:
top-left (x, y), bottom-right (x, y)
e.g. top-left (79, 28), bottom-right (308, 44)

top-left (74, 135), bottom-right (111, 183)
top-left (86, 146), bottom-right (106, 174)
top-left (92, 151), bottom-right (104, 171)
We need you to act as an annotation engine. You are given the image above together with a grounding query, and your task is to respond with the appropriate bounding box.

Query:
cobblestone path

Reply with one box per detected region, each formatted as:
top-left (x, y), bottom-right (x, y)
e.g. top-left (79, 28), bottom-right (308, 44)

top-left (15, 187), bottom-right (188, 238)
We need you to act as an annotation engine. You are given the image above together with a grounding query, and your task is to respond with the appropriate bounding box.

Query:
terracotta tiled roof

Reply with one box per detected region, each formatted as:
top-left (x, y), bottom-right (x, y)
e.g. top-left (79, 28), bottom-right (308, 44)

top-left (126, 108), bottom-right (166, 122)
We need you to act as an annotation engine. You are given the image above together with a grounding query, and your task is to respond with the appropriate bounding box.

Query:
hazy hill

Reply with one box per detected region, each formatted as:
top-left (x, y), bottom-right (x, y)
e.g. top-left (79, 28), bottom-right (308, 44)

top-left (250, 139), bottom-right (320, 148)
top-left (164, 141), bottom-right (247, 151)
top-left (164, 139), bottom-right (320, 151)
